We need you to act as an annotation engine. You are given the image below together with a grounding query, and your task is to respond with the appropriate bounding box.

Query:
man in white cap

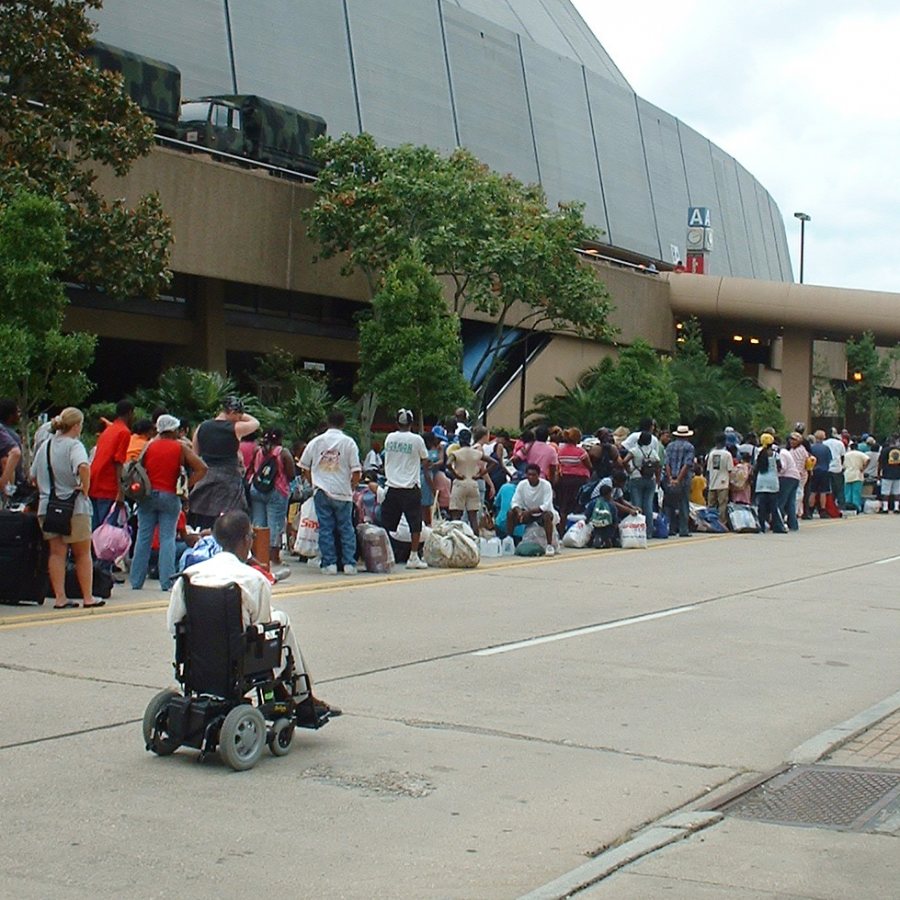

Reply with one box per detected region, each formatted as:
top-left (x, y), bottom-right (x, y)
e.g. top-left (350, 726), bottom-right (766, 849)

top-left (382, 409), bottom-right (429, 569)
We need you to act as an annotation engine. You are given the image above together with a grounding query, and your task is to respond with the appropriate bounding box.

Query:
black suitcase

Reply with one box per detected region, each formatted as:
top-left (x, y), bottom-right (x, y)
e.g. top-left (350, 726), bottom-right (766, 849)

top-left (64, 561), bottom-right (114, 600)
top-left (0, 509), bottom-right (48, 604)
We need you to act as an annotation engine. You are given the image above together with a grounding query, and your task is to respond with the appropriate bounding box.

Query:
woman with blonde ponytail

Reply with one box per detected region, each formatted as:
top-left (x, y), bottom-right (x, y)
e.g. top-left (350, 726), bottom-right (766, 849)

top-left (29, 407), bottom-right (104, 608)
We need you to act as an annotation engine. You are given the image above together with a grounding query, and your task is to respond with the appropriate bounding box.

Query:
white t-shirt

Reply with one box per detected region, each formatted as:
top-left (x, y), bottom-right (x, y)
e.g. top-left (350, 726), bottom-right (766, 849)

top-left (383, 430), bottom-right (427, 489)
top-left (511, 478), bottom-right (554, 513)
top-left (300, 428), bottom-right (361, 501)
top-left (824, 437), bottom-right (846, 474)
top-left (844, 449), bottom-right (869, 484)
top-left (706, 447), bottom-right (734, 490)
top-left (30, 434), bottom-right (92, 516)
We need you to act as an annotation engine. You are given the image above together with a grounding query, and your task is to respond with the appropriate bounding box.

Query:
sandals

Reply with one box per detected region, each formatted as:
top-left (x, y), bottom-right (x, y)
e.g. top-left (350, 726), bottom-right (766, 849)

top-left (53, 601), bottom-right (79, 609)
top-left (82, 600), bottom-right (106, 609)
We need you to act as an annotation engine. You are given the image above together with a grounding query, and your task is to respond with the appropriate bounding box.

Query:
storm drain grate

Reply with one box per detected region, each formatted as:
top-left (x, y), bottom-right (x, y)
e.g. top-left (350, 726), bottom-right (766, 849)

top-left (718, 765), bottom-right (900, 831)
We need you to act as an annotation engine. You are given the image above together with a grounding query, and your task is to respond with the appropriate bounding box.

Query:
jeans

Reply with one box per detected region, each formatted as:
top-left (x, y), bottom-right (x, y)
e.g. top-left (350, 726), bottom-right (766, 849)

top-left (313, 490), bottom-right (356, 568)
top-left (250, 488), bottom-right (290, 547)
top-left (91, 497), bottom-right (116, 532)
top-left (664, 482), bottom-right (691, 536)
top-left (757, 491), bottom-right (786, 533)
top-left (629, 476), bottom-right (657, 535)
top-left (777, 477), bottom-right (800, 530)
top-left (131, 490), bottom-right (182, 590)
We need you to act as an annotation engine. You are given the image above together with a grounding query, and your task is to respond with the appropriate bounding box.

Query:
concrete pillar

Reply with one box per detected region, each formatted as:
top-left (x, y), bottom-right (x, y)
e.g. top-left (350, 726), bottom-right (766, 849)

top-left (781, 328), bottom-right (813, 428)
top-left (193, 278), bottom-right (227, 373)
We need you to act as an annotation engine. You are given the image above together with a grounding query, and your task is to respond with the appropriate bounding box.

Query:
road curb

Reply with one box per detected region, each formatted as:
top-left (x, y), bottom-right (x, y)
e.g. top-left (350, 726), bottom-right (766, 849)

top-left (517, 812), bottom-right (723, 900)
top-left (789, 688), bottom-right (900, 765)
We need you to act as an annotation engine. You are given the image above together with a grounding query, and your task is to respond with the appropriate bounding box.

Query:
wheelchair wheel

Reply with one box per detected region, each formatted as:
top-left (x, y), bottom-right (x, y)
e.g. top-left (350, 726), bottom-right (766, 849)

top-left (142, 689), bottom-right (180, 756)
top-left (268, 717), bottom-right (294, 757)
top-left (219, 705), bottom-right (266, 771)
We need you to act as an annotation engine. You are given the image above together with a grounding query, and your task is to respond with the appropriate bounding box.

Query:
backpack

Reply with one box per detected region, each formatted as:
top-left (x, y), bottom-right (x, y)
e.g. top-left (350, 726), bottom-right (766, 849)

top-left (120, 445), bottom-right (151, 503)
top-left (251, 448), bottom-right (280, 494)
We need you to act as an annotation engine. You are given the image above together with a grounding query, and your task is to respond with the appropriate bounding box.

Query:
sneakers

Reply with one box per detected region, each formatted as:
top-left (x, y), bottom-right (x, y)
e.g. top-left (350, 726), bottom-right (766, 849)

top-left (545, 545), bottom-right (556, 556)
top-left (406, 555), bottom-right (428, 570)
top-left (272, 564), bottom-right (291, 582)
top-left (343, 564), bottom-right (357, 575)
top-left (321, 564), bottom-right (338, 575)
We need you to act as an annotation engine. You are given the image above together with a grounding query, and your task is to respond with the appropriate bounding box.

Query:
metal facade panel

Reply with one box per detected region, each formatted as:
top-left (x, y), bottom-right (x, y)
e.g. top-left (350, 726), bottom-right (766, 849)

top-left (452, 0), bottom-right (525, 34)
top-left (735, 163), bottom-right (768, 279)
top-left (520, 41), bottom-right (607, 234)
top-left (539, 0), bottom-right (631, 88)
top-left (344, 0), bottom-right (457, 150)
top-left (751, 177), bottom-right (778, 280)
top-left (711, 147), bottom-right (754, 279)
top-left (443, 7), bottom-right (539, 182)
top-left (584, 72), bottom-right (657, 257)
top-left (637, 99), bottom-right (689, 266)
top-left (90, 0), bottom-right (233, 99)
top-left (227, 1), bottom-right (360, 137)
top-left (678, 122), bottom-right (731, 276)
top-left (770, 195), bottom-right (794, 281)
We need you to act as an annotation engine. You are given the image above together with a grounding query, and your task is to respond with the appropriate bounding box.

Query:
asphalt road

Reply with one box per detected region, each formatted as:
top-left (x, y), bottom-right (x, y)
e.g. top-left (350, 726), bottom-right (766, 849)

top-left (2, 515), bottom-right (899, 898)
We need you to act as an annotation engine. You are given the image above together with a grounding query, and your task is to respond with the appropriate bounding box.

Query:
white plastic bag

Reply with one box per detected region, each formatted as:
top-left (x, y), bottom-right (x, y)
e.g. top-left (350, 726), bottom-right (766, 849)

top-left (864, 498), bottom-right (881, 514)
top-left (619, 513), bottom-right (647, 549)
top-left (423, 520), bottom-right (480, 568)
top-left (562, 518), bottom-right (592, 548)
top-left (292, 497), bottom-right (320, 558)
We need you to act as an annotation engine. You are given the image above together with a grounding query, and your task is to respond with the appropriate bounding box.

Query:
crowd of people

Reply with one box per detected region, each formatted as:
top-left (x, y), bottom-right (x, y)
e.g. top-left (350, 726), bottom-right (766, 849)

top-left (2, 394), bottom-right (898, 610)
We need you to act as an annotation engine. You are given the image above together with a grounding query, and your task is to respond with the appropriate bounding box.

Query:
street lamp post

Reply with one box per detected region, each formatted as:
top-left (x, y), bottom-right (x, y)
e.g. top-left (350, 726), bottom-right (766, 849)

top-left (793, 212), bottom-right (810, 284)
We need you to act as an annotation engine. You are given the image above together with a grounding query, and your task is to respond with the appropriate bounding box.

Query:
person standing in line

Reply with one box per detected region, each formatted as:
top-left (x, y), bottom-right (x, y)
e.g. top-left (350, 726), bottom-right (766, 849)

top-left (447, 428), bottom-right (492, 533)
top-left (248, 427), bottom-right (295, 566)
top-left (823, 429), bottom-right (847, 508)
top-left (807, 430), bottom-right (834, 517)
top-left (842, 443), bottom-right (869, 513)
top-left (0, 398), bottom-right (24, 502)
top-left (877, 435), bottom-right (900, 513)
top-left (30, 408), bottom-right (104, 608)
top-left (300, 410), bottom-right (361, 575)
top-left (381, 409), bottom-right (429, 569)
top-left (664, 425), bottom-right (695, 537)
top-left (622, 429), bottom-right (658, 534)
top-left (131, 415), bottom-right (207, 591)
top-left (706, 433), bottom-right (733, 524)
top-left (754, 433), bottom-right (786, 533)
top-left (554, 427), bottom-right (592, 535)
top-left (88, 399), bottom-right (133, 531)
top-left (189, 397), bottom-right (259, 529)
top-left (776, 435), bottom-right (802, 531)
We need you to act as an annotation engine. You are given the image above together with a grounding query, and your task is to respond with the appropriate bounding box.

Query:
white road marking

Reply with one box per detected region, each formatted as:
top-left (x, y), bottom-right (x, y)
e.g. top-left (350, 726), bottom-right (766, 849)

top-left (874, 555), bottom-right (900, 565)
top-left (472, 605), bottom-right (697, 656)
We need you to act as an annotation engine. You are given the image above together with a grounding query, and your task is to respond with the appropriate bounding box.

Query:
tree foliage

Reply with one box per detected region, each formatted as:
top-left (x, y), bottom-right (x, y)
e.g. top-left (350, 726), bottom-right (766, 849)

top-left (306, 133), bottom-right (615, 409)
top-left (528, 340), bottom-right (678, 432)
top-left (357, 248), bottom-right (472, 425)
top-left (845, 331), bottom-right (899, 437)
top-left (0, 0), bottom-right (171, 298)
top-left (0, 190), bottom-right (96, 442)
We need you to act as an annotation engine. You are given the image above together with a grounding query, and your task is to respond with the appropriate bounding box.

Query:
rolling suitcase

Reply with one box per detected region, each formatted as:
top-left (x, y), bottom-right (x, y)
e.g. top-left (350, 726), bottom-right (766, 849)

top-left (0, 509), bottom-right (48, 604)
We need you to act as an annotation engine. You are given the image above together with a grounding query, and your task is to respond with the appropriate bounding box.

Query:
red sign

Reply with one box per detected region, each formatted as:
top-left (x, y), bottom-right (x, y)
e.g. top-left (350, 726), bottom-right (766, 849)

top-left (686, 253), bottom-right (705, 274)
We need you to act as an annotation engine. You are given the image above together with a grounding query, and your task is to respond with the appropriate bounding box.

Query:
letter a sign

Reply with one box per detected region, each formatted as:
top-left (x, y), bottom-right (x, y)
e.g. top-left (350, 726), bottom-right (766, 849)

top-left (687, 207), bottom-right (711, 227)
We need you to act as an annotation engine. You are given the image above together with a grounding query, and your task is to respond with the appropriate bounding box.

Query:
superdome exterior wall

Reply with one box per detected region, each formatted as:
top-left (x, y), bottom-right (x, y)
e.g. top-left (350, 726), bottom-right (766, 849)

top-left (90, 0), bottom-right (790, 282)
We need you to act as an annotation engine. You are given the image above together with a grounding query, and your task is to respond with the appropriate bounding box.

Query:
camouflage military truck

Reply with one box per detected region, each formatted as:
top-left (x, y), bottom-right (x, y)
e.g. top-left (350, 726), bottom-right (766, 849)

top-left (177, 95), bottom-right (326, 174)
top-left (85, 42), bottom-right (181, 137)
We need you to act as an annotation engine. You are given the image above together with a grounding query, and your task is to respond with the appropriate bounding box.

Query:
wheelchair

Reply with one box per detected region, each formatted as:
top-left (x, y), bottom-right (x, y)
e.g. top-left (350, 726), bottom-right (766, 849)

top-left (143, 578), bottom-right (329, 771)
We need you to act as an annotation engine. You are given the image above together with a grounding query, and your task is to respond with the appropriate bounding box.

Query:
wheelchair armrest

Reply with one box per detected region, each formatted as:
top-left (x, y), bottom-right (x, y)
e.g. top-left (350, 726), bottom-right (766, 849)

top-left (245, 621), bottom-right (284, 641)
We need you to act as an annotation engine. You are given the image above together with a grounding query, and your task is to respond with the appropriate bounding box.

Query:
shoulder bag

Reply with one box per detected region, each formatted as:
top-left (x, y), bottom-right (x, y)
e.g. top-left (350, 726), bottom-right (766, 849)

top-left (43, 439), bottom-right (76, 535)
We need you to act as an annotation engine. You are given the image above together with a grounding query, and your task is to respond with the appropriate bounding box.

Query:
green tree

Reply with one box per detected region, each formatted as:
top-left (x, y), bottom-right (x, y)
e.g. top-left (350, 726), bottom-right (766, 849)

top-left (306, 134), bottom-right (615, 410)
top-left (845, 331), bottom-right (899, 437)
top-left (357, 248), bottom-right (472, 427)
top-left (0, 191), bottom-right (96, 449)
top-left (0, 0), bottom-right (171, 298)
top-left (528, 340), bottom-right (678, 431)
top-left (133, 367), bottom-right (245, 426)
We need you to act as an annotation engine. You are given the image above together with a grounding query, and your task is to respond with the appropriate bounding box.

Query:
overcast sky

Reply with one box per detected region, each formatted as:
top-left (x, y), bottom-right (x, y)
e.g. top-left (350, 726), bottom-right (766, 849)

top-left (571, 0), bottom-right (900, 293)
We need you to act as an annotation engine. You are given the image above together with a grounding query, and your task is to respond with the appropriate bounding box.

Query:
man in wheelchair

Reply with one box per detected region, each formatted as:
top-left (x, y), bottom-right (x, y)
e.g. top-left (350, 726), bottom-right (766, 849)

top-left (146, 511), bottom-right (339, 769)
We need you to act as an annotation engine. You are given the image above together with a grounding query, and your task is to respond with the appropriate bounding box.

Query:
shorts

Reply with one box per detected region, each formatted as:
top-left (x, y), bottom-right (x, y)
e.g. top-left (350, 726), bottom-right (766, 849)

top-left (880, 478), bottom-right (900, 497)
top-left (39, 513), bottom-right (92, 544)
top-left (449, 478), bottom-right (481, 512)
top-left (809, 469), bottom-right (831, 494)
top-left (381, 486), bottom-right (423, 533)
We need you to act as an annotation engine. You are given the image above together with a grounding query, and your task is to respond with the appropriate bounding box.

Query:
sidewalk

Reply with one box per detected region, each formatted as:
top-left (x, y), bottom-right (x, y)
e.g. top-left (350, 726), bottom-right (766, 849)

top-left (523, 691), bottom-right (900, 898)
